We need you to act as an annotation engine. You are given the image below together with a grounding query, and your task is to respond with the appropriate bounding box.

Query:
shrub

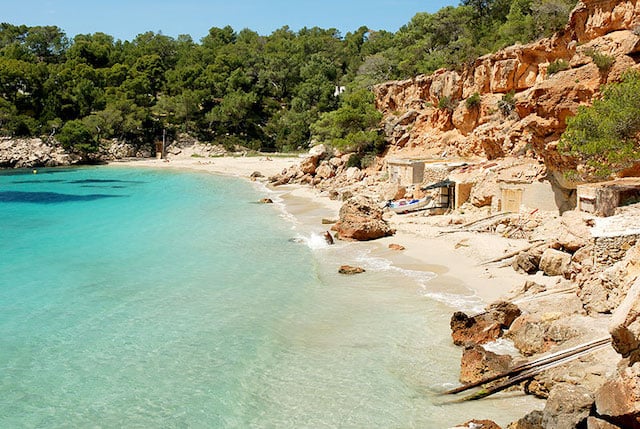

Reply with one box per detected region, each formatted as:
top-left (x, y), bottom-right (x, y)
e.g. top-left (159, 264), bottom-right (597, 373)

top-left (498, 91), bottom-right (516, 117)
top-left (346, 153), bottom-right (362, 168)
top-left (437, 95), bottom-right (457, 111)
top-left (585, 48), bottom-right (615, 73)
top-left (548, 59), bottom-right (570, 75)
top-left (465, 92), bottom-right (481, 109)
top-left (560, 71), bottom-right (640, 179)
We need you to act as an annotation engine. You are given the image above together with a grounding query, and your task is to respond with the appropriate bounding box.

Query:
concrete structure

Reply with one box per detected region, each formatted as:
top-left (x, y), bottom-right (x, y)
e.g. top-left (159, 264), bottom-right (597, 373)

top-left (387, 159), bottom-right (425, 186)
top-left (496, 179), bottom-right (575, 214)
top-left (577, 178), bottom-right (640, 217)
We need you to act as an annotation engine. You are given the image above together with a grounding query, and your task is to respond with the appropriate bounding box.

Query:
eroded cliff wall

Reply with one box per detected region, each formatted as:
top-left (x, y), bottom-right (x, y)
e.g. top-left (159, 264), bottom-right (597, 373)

top-left (374, 0), bottom-right (640, 177)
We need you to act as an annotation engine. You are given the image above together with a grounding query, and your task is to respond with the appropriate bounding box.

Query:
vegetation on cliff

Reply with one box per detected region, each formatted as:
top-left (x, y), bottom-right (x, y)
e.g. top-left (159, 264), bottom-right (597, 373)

top-left (560, 71), bottom-right (640, 180)
top-left (0, 0), bottom-right (576, 155)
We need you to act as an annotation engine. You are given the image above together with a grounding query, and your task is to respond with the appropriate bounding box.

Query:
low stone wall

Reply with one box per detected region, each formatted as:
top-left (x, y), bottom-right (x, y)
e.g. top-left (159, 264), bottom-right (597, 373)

top-left (594, 234), bottom-right (640, 267)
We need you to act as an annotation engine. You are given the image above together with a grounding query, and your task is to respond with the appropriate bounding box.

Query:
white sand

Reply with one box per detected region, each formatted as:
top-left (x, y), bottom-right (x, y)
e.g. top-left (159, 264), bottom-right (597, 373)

top-left (109, 155), bottom-right (301, 179)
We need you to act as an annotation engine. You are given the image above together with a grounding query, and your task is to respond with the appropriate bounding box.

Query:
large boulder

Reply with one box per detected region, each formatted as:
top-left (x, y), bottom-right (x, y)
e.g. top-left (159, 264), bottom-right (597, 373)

top-left (332, 196), bottom-right (394, 241)
top-left (459, 344), bottom-right (512, 384)
top-left (450, 301), bottom-right (521, 346)
top-left (609, 277), bottom-right (640, 359)
top-left (539, 248), bottom-right (572, 277)
top-left (594, 362), bottom-right (640, 427)
top-left (512, 248), bottom-right (543, 274)
top-left (541, 385), bottom-right (594, 429)
top-left (507, 314), bottom-right (578, 356)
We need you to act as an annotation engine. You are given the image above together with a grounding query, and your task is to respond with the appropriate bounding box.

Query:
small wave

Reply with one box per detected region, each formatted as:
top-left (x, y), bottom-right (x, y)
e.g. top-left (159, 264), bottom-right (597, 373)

top-left (420, 291), bottom-right (485, 313)
top-left (292, 232), bottom-right (333, 250)
top-left (354, 250), bottom-right (437, 285)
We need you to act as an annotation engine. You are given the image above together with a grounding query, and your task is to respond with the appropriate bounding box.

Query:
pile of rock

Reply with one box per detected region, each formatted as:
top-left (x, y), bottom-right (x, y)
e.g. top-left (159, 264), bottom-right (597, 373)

top-left (269, 144), bottom-right (373, 200)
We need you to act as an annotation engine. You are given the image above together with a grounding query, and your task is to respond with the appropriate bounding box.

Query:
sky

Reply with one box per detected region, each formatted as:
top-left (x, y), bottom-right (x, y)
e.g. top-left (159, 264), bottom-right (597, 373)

top-left (4, 0), bottom-right (459, 42)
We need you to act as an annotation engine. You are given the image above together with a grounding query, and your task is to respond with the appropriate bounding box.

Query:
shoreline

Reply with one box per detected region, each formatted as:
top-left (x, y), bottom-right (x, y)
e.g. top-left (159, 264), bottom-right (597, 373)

top-left (105, 156), bottom-right (547, 425)
top-left (110, 156), bottom-right (534, 307)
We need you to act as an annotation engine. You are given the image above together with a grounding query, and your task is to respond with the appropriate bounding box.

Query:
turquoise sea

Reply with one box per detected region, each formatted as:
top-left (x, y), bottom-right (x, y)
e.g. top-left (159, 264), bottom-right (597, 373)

top-left (0, 166), bottom-right (538, 428)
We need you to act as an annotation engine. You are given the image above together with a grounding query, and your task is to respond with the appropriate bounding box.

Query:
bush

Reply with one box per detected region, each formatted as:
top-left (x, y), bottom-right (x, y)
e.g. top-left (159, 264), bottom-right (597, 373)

top-left (437, 95), bottom-right (457, 111)
top-left (585, 48), bottom-right (615, 73)
top-left (346, 153), bottom-right (362, 168)
top-left (57, 120), bottom-right (98, 152)
top-left (465, 92), bottom-right (481, 109)
top-left (548, 59), bottom-right (570, 75)
top-left (498, 91), bottom-right (516, 116)
top-left (560, 71), bottom-right (640, 179)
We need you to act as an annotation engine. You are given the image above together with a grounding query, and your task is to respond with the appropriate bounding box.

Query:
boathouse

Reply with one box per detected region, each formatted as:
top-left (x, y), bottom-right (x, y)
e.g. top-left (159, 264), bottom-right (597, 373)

top-left (577, 178), bottom-right (640, 217)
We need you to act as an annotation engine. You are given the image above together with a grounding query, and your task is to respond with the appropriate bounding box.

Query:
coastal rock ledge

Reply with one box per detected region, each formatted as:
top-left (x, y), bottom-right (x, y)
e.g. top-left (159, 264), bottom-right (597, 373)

top-left (0, 138), bottom-right (79, 168)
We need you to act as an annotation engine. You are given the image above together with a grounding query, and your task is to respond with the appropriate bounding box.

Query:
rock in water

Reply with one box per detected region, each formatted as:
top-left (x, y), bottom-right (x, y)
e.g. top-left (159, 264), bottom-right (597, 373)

top-left (332, 196), bottom-right (394, 241)
top-left (338, 265), bottom-right (365, 275)
top-left (459, 345), bottom-right (513, 384)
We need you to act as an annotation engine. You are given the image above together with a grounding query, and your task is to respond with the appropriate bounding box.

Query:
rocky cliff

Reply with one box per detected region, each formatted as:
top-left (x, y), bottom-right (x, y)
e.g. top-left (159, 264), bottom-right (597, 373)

top-left (374, 0), bottom-right (640, 180)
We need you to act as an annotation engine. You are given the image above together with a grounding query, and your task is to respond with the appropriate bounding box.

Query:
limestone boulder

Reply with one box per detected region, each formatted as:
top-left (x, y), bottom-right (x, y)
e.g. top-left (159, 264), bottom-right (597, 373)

top-left (609, 277), bottom-right (640, 359)
top-left (450, 302), bottom-right (520, 347)
top-left (300, 155), bottom-right (320, 175)
top-left (540, 248), bottom-right (572, 277)
top-left (378, 183), bottom-right (406, 202)
top-left (541, 385), bottom-right (594, 429)
top-left (308, 143), bottom-right (329, 158)
top-left (332, 196), bottom-right (394, 241)
top-left (507, 314), bottom-right (578, 356)
top-left (459, 344), bottom-right (512, 384)
top-left (315, 161), bottom-right (336, 180)
top-left (512, 249), bottom-right (543, 274)
top-left (594, 362), bottom-right (640, 427)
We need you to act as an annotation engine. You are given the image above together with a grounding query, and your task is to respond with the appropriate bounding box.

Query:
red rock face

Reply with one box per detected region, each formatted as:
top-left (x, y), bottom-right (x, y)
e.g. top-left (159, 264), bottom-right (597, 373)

top-left (373, 0), bottom-right (640, 175)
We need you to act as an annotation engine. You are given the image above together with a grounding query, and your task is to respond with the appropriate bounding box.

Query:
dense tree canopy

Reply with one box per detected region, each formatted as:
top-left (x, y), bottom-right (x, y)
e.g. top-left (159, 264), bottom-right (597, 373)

top-left (0, 0), bottom-right (577, 154)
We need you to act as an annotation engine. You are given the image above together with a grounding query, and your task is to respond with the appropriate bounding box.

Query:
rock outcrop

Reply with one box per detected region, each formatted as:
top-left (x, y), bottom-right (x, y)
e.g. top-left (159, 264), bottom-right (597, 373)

top-left (373, 0), bottom-right (640, 177)
top-left (0, 138), bottom-right (79, 168)
top-left (459, 345), bottom-right (513, 385)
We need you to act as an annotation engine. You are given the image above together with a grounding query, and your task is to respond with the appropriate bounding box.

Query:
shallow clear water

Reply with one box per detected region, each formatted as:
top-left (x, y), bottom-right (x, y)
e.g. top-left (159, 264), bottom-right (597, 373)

top-left (0, 166), bottom-right (539, 428)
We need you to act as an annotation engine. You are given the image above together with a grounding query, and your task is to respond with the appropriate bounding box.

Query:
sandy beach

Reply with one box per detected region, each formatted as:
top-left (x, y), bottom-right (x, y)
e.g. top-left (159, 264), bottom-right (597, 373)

top-left (111, 155), bottom-right (535, 307)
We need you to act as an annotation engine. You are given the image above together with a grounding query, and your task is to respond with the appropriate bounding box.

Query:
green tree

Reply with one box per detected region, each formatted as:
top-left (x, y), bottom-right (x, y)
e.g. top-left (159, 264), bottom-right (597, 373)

top-left (310, 88), bottom-right (383, 154)
top-left (560, 71), bottom-right (640, 179)
top-left (57, 119), bottom-right (98, 152)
